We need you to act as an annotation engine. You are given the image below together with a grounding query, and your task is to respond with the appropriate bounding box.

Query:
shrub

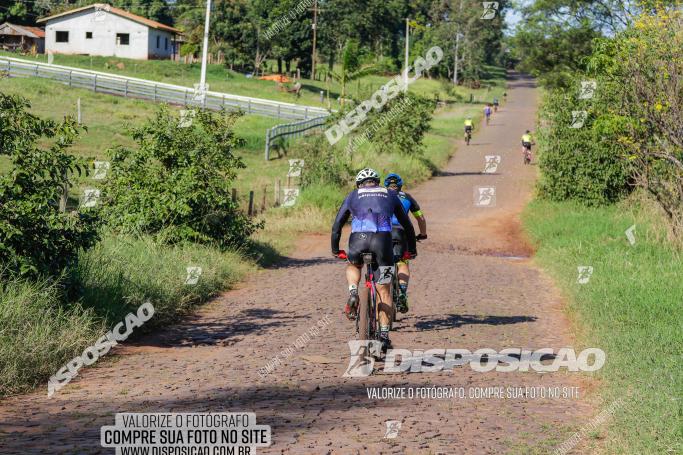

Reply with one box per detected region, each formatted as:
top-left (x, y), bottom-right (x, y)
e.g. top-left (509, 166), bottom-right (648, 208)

top-left (366, 92), bottom-right (435, 156)
top-left (536, 81), bottom-right (632, 206)
top-left (100, 106), bottom-right (260, 247)
top-left (297, 134), bottom-right (352, 190)
top-left (587, 10), bottom-right (683, 237)
top-left (0, 93), bottom-right (99, 277)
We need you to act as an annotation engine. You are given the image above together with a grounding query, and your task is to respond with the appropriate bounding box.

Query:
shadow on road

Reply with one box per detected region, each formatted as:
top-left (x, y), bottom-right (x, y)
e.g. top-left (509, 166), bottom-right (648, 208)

top-left (266, 256), bottom-right (339, 270)
top-left (435, 171), bottom-right (484, 177)
top-left (135, 307), bottom-right (310, 348)
top-left (410, 314), bottom-right (537, 331)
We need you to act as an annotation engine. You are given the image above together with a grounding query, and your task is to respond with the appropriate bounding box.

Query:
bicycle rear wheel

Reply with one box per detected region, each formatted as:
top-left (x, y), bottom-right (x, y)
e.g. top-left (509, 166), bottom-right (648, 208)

top-left (391, 265), bottom-right (399, 326)
top-left (357, 263), bottom-right (371, 340)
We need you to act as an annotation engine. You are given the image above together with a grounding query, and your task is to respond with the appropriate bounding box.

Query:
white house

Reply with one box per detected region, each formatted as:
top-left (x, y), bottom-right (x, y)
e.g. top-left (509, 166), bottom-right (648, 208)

top-left (37, 4), bottom-right (181, 60)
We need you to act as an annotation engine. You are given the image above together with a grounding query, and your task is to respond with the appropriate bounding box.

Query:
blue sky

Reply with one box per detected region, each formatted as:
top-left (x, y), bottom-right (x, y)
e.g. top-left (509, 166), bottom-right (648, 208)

top-left (506, 8), bottom-right (523, 30)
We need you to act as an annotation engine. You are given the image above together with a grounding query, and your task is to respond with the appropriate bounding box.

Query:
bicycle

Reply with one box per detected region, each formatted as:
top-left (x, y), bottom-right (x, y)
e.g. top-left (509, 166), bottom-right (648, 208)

top-left (464, 128), bottom-right (472, 145)
top-left (337, 251), bottom-right (381, 342)
top-left (523, 143), bottom-right (533, 165)
top-left (389, 252), bottom-right (408, 331)
top-left (388, 235), bottom-right (425, 330)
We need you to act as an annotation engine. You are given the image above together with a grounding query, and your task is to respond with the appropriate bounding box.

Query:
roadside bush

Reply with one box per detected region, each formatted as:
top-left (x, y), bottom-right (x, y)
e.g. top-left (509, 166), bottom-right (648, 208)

top-left (536, 82), bottom-right (631, 205)
top-left (0, 93), bottom-right (99, 277)
top-left (100, 106), bottom-right (260, 248)
top-left (296, 134), bottom-right (352, 189)
top-left (366, 92), bottom-right (435, 156)
top-left (587, 10), bottom-right (683, 237)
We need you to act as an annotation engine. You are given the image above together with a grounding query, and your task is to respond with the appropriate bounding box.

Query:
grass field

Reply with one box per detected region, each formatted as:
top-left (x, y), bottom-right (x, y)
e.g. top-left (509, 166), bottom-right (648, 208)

top-left (0, 51), bottom-right (506, 109)
top-left (522, 195), bottom-right (683, 454)
top-left (0, 60), bottom-right (505, 211)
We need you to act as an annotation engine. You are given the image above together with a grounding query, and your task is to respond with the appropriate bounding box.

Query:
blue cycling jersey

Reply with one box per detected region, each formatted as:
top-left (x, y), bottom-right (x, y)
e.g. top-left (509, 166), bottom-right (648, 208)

top-left (391, 191), bottom-right (421, 226)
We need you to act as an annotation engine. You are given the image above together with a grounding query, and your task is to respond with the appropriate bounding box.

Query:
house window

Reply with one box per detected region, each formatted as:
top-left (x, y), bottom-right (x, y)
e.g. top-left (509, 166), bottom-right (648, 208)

top-left (165, 37), bottom-right (168, 50)
top-left (116, 33), bottom-right (129, 45)
top-left (55, 31), bottom-right (69, 43)
top-left (156, 35), bottom-right (160, 48)
top-left (86, 32), bottom-right (93, 39)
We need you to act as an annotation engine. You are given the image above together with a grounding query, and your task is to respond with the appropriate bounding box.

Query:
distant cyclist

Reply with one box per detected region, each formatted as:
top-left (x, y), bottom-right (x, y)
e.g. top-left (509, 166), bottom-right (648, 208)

top-left (521, 130), bottom-right (534, 153)
top-left (521, 130), bottom-right (534, 164)
top-left (331, 168), bottom-right (417, 350)
top-left (464, 117), bottom-right (474, 143)
top-left (484, 104), bottom-right (492, 124)
top-left (384, 173), bottom-right (427, 314)
top-left (493, 97), bottom-right (499, 112)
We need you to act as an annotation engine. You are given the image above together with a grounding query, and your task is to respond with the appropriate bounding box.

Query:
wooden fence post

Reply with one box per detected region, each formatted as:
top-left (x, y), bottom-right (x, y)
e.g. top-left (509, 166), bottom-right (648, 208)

top-left (247, 191), bottom-right (255, 216)
top-left (275, 179), bottom-right (281, 206)
top-left (261, 185), bottom-right (267, 213)
top-left (231, 188), bottom-right (237, 203)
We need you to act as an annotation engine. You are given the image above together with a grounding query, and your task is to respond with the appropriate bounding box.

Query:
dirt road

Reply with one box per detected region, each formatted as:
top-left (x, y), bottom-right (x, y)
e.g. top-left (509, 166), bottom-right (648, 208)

top-left (0, 74), bottom-right (595, 454)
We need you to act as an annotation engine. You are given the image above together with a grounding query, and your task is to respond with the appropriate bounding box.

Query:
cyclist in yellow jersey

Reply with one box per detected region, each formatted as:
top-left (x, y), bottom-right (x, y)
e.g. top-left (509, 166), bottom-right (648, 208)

top-left (521, 130), bottom-right (533, 151)
top-left (521, 130), bottom-right (534, 164)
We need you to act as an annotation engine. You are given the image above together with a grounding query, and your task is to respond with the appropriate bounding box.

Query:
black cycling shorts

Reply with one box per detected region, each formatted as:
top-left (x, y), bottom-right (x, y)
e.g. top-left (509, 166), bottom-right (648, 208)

top-left (348, 232), bottom-right (393, 267)
top-left (522, 141), bottom-right (531, 148)
top-left (465, 126), bottom-right (473, 132)
top-left (391, 227), bottom-right (407, 259)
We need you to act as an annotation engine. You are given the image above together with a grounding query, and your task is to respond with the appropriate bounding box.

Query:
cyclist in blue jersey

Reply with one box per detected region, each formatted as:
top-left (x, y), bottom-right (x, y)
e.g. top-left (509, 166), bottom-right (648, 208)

top-left (384, 173), bottom-right (427, 313)
top-left (332, 168), bottom-right (417, 349)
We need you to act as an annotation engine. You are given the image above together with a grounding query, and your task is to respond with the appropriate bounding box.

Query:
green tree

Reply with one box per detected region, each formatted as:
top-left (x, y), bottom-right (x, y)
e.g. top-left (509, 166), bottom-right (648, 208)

top-left (100, 106), bottom-right (260, 247)
top-left (0, 93), bottom-right (99, 277)
top-left (326, 39), bottom-right (378, 106)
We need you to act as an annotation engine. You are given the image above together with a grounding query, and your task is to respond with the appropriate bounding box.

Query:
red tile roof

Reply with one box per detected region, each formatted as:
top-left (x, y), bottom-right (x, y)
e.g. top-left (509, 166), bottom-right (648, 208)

top-left (0, 22), bottom-right (45, 38)
top-left (23, 26), bottom-right (45, 38)
top-left (37, 4), bottom-right (182, 34)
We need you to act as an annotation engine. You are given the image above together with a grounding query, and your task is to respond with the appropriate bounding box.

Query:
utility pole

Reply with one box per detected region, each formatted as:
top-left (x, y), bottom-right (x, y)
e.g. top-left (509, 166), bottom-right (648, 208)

top-left (404, 18), bottom-right (410, 89)
top-left (453, 32), bottom-right (461, 85)
top-left (311, 0), bottom-right (319, 80)
top-left (198, 0), bottom-right (212, 92)
top-left (453, 0), bottom-right (464, 85)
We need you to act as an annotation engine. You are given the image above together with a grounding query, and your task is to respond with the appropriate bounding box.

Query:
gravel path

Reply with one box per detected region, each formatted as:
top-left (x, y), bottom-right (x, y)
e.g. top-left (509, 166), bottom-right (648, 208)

top-left (0, 73), bottom-right (595, 455)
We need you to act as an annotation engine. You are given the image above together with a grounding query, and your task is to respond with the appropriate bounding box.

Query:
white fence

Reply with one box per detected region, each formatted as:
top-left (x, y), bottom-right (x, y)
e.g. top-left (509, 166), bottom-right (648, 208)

top-left (264, 115), bottom-right (327, 160)
top-left (0, 56), bottom-right (330, 121)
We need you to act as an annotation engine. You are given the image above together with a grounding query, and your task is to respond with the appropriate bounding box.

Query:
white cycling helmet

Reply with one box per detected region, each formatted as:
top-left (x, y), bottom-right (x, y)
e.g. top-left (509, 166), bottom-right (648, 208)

top-left (355, 168), bottom-right (380, 186)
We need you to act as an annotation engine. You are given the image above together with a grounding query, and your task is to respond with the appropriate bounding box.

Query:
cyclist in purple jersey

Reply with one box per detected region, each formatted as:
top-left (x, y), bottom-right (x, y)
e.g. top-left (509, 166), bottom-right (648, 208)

top-left (332, 168), bottom-right (417, 349)
top-left (484, 104), bottom-right (492, 123)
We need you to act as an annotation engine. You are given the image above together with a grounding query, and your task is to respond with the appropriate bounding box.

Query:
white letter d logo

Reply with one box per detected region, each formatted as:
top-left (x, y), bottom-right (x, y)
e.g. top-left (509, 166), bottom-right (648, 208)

top-left (343, 340), bottom-right (381, 377)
